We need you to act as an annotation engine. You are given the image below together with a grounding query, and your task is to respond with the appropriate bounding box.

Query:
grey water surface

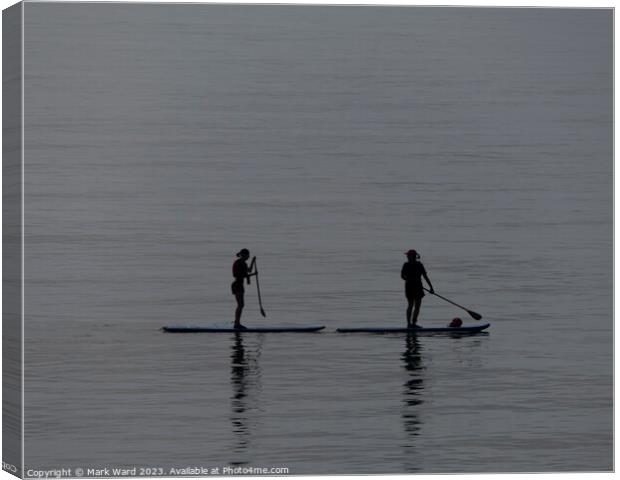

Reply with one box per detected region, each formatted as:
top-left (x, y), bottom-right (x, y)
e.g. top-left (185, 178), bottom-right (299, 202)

top-left (22, 4), bottom-right (612, 474)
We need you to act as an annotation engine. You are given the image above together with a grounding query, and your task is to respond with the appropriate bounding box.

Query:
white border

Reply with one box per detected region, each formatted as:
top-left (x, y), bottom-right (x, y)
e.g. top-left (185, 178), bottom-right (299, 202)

top-left (1, 3), bottom-right (615, 480)
top-left (6, 0), bottom-right (620, 6)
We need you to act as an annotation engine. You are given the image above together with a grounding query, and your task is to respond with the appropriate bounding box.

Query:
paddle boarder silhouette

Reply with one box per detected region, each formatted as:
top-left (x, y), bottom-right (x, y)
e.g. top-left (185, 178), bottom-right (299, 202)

top-left (232, 248), bottom-right (256, 329)
top-left (401, 250), bottom-right (434, 328)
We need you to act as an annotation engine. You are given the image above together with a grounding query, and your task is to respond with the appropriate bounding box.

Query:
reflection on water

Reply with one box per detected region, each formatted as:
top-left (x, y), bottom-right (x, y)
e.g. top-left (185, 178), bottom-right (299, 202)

top-left (229, 334), bottom-right (263, 465)
top-left (401, 334), bottom-right (424, 472)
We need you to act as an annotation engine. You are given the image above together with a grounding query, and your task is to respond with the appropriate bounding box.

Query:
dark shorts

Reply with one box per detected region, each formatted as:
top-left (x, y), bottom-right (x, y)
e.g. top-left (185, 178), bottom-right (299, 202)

top-left (231, 281), bottom-right (244, 296)
top-left (405, 283), bottom-right (424, 300)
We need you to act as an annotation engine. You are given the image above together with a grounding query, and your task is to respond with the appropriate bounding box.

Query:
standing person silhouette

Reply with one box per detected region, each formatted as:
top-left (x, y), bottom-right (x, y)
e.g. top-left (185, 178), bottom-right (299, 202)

top-left (401, 250), bottom-right (434, 328)
top-left (231, 249), bottom-right (256, 329)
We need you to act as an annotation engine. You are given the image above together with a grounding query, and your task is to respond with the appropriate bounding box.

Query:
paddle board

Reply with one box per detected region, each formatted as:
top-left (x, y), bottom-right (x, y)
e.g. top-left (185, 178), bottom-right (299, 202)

top-left (336, 323), bottom-right (490, 334)
top-left (163, 325), bottom-right (325, 333)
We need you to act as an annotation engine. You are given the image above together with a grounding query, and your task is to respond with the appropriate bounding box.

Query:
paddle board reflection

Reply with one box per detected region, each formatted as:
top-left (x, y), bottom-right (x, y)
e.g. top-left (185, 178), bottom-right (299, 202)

top-left (401, 333), bottom-right (424, 472)
top-left (229, 333), bottom-right (263, 465)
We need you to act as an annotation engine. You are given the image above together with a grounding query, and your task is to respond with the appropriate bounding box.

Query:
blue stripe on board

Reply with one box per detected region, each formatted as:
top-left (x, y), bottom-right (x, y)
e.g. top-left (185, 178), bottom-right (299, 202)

top-left (336, 323), bottom-right (490, 333)
top-left (163, 326), bottom-right (326, 333)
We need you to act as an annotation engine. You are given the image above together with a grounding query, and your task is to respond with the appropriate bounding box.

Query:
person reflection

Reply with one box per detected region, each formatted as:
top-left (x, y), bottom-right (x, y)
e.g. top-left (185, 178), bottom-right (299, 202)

top-left (401, 333), bottom-right (424, 471)
top-left (229, 333), bottom-right (262, 465)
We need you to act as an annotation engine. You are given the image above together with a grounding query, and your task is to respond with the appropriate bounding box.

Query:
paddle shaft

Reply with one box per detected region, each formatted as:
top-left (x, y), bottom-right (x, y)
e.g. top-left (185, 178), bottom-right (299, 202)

top-left (423, 288), bottom-right (482, 320)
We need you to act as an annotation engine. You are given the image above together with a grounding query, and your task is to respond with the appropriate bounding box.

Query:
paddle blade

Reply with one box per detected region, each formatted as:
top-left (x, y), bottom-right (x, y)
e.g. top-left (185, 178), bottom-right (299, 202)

top-left (260, 308), bottom-right (266, 317)
top-left (468, 310), bottom-right (482, 321)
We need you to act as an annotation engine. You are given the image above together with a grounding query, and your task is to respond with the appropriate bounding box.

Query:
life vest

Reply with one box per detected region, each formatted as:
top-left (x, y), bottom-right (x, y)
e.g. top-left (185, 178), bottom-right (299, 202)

top-left (232, 259), bottom-right (247, 279)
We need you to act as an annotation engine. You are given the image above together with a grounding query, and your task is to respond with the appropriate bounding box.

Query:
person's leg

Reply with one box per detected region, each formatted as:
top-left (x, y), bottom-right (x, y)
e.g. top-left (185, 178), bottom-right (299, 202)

top-left (411, 297), bottom-right (422, 326)
top-left (234, 292), bottom-right (245, 328)
top-left (406, 297), bottom-right (414, 327)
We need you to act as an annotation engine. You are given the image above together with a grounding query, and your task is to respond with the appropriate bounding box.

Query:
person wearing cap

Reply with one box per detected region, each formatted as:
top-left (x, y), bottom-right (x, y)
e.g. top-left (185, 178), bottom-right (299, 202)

top-left (232, 249), bottom-right (256, 329)
top-left (401, 250), bottom-right (434, 328)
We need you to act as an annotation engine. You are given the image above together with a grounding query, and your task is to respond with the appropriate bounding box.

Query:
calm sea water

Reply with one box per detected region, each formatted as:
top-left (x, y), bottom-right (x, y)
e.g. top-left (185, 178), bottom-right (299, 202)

top-left (22, 4), bottom-right (612, 474)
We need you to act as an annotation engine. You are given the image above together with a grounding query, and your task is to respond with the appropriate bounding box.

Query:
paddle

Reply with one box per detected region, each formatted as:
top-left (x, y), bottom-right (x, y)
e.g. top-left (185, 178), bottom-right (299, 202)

top-left (252, 257), bottom-right (267, 317)
top-left (424, 288), bottom-right (482, 320)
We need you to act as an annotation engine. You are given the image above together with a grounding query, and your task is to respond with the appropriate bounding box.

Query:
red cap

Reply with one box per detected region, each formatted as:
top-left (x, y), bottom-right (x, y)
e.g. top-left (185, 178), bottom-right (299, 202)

top-left (405, 249), bottom-right (417, 256)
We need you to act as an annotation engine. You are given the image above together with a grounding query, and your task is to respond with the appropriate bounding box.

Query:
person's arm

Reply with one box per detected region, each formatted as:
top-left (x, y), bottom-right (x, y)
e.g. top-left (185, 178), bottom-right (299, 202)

top-left (422, 269), bottom-right (434, 294)
top-left (246, 257), bottom-right (258, 284)
top-left (401, 263), bottom-right (408, 281)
